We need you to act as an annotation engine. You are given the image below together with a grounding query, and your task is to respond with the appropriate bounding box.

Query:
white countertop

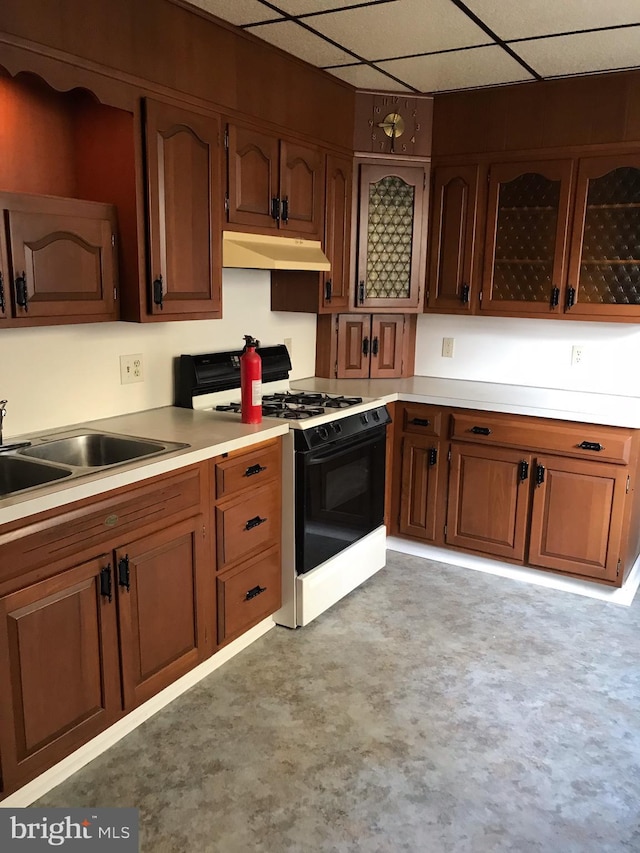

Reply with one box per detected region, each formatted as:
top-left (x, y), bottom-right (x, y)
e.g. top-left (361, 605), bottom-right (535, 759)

top-left (0, 407), bottom-right (289, 526)
top-left (291, 376), bottom-right (640, 429)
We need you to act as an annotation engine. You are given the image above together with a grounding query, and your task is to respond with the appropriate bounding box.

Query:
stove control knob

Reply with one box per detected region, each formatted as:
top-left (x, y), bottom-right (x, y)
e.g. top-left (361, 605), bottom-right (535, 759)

top-left (316, 425), bottom-right (329, 441)
top-left (372, 409), bottom-right (380, 422)
top-left (332, 421), bottom-right (342, 434)
top-left (360, 412), bottom-right (369, 425)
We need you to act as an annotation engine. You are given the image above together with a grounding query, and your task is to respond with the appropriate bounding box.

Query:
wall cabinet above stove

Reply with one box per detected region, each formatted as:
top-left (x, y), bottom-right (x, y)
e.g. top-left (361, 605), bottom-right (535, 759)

top-left (225, 122), bottom-right (325, 240)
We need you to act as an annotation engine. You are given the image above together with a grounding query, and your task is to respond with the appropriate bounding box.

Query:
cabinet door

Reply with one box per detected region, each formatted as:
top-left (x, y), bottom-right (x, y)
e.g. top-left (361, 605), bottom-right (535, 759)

top-left (336, 314), bottom-right (371, 378)
top-left (480, 160), bottom-right (574, 315)
top-left (447, 444), bottom-right (532, 561)
top-left (321, 154), bottom-right (352, 312)
top-left (566, 154), bottom-right (640, 320)
top-left (4, 196), bottom-right (117, 323)
top-left (226, 123), bottom-right (279, 230)
top-left (356, 163), bottom-right (427, 311)
top-left (117, 517), bottom-right (207, 709)
top-left (0, 556), bottom-right (120, 792)
top-left (370, 315), bottom-right (405, 378)
top-left (144, 99), bottom-right (222, 318)
top-left (279, 140), bottom-right (324, 238)
top-left (528, 456), bottom-right (627, 582)
top-left (427, 164), bottom-right (479, 312)
top-left (399, 435), bottom-right (443, 542)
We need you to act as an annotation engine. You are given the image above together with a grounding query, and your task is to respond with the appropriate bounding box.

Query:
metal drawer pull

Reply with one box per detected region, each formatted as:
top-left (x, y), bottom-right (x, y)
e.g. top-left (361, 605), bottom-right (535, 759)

top-left (245, 515), bottom-right (267, 531)
top-left (469, 426), bottom-right (492, 435)
top-left (244, 463), bottom-right (266, 477)
top-left (578, 441), bottom-right (604, 452)
top-left (409, 417), bottom-right (430, 427)
top-left (245, 585), bottom-right (266, 601)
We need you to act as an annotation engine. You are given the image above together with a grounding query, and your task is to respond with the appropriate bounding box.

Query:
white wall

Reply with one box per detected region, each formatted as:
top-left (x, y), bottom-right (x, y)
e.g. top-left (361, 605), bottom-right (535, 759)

top-left (415, 314), bottom-right (639, 397)
top-left (0, 270), bottom-right (316, 438)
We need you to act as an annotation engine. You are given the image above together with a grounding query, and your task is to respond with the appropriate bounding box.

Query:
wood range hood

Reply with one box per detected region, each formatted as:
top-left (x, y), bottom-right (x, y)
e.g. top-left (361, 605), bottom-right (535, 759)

top-left (222, 231), bottom-right (330, 271)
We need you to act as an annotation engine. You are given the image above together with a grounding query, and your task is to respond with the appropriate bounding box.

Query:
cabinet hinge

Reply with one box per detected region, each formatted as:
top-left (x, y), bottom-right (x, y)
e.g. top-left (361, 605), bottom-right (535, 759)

top-left (487, 168), bottom-right (491, 182)
top-left (423, 172), bottom-right (427, 190)
top-left (202, 524), bottom-right (206, 539)
top-left (479, 290), bottom-right (483, 303)
top-left (626, 475), bottom-right (631, 493)
top-left (617, 558), bottom-right (621, 577)
top-left (113, 287), bottom-right (118, 301)
top-left (224, 126), bottom-right (229, 150)
top-left (111, 233), bottom-right (116, 248)
top-left (444, 524), bottom-right (448, 537)
top-left (334, 360), bottom-right (338, 379)
top-left (448, 449), bottom-right (451, 462)
top-left (224, 193), bottom-right (229, 214)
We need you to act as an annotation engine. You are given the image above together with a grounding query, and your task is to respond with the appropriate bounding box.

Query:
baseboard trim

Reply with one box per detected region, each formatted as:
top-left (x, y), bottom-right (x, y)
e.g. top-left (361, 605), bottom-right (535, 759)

top-left (386, 537), bottom-right (640, 607)
top-left (0, 617), bottom-right (276, 808)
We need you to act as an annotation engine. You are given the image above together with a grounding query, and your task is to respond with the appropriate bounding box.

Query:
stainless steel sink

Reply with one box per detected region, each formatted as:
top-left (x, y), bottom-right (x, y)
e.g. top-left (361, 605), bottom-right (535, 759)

top-left (0, 455), bottom-right (72, 497)
top-left (19, 433), bottom-right (179, 468)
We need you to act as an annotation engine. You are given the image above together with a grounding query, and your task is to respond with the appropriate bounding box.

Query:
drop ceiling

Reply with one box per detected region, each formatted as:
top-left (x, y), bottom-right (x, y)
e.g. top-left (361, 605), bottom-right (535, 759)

top-left (183, 0), bottom-right (640, 94)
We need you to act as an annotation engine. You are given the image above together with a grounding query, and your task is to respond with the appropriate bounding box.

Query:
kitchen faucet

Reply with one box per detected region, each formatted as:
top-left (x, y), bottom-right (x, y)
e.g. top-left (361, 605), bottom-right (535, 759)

top-left (0, 400), bottom-right (31, 452)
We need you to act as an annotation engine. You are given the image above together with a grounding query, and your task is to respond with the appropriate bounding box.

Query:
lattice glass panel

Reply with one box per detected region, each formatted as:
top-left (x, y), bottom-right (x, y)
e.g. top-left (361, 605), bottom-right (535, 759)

top-left (492, 172), bottom-right (560, 302)
top-left (578, 166), bottom-right (640, 304)
top-left (366, 176), bottom-right (414, 299)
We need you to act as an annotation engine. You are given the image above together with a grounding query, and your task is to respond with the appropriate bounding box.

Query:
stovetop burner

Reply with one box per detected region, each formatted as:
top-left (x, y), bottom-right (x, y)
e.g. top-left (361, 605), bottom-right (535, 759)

top-left (215, 394), bottom-right (361, 420)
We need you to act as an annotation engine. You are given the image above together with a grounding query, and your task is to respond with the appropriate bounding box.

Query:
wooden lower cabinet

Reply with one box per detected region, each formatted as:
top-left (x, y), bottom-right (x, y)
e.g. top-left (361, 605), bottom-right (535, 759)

top-left (446, 444), bottom-right (532, 561)
top-left (399, 435), bottom-right (445, 543)
top-left (528, 456), bottom-right (627, 582)
top-left (394, 403), bottom-right (640, 587)
top-left (0, 555), bottom-right (121, 792)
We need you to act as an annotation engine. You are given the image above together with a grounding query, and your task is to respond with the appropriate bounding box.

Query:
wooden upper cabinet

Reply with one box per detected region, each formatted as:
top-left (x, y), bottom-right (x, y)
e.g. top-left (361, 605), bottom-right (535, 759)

top-left (480, 159), bottom-right (574, 315)
top-left (566, 153), bottom-right (640, 320)
top-left (331, 313), bottom-right (413, 379)
top-left (144, 99), bottom-right (222, 319)
top-left (225, 122), bottom-right (324, 239)
top-left (0, 193), bottom-right (117, 325)
top-left (426, 164), bottom-right (480, 313)
top-left (355, 162), bottom-right (427, 312)
top-left (0, 224), bottom-right (9, 325)
top-left (321, 154), bottom-right (352, 312)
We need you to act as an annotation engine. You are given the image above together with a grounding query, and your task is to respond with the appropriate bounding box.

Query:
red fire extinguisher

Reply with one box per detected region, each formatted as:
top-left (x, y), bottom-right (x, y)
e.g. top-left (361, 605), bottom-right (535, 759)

top-left (240, 335), bottom-right (262, 424)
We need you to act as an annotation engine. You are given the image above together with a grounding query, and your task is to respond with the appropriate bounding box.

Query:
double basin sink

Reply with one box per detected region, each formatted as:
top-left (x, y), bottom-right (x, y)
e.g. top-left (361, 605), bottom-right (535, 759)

top-left (0, 431), bottom-right (189, 498)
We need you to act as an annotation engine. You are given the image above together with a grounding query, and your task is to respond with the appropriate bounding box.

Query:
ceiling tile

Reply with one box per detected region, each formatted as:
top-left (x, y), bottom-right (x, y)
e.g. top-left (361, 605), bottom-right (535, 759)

top-left (307, 0), bottom-right (490, 61)
top-left (327, 63), bottom-right (413, 91)
top-left (249, 20), bottom-right (357, 66)
top-left (188, 0), bottom-right (280, 26)
top-left (465, 0), bottom-right (640, 40)
top-left (515, 27), bottom-right (640, 77)
top-left (273, 0), bottom-right (387, 13)
top-left (378, 45), bottom-right (534, 93)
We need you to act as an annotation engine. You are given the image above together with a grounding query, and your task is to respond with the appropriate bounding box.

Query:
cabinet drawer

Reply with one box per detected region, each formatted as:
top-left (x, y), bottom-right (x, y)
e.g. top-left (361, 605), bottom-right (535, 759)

top-left (0, 465), bottom-right (204, 593)
top-left (217, 546), bottom-right (281, 644)
top-left (401, 405), bottom-right (443, 437)
top-left (450, 411), bottom-right (633, 464)
top-left (215, 439), bottom-right (280, 500)
top-left (216, 482), bottom-right (280, 571)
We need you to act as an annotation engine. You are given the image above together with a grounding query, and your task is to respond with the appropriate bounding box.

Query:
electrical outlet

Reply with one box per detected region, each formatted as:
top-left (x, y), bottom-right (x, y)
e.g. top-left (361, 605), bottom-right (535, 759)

top-left (120, 354), bottom-right (144, 384)
top-left (442, 337), bottom-right (455, 358)
top-left (571, 345), bottom-right (585, 367)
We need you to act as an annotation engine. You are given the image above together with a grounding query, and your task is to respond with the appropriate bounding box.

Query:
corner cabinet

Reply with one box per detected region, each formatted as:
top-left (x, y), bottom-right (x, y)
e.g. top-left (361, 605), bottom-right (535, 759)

top-left (354, 162), bottom-right (428, 312)
top-left (426, 163), bottom-right (481, 313)
top-left (315, 313), bottom-right (416, 379)
top-left (141, 98), bottom-right (222, 320)
top-left (225, 122), bottom-right (324, 239)
top-left (0, 192), bottom-right (118, 326)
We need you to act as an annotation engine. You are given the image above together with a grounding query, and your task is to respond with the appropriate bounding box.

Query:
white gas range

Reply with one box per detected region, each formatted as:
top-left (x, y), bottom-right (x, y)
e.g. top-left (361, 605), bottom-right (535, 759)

top-left (176, 345), bottom-right (389, 627)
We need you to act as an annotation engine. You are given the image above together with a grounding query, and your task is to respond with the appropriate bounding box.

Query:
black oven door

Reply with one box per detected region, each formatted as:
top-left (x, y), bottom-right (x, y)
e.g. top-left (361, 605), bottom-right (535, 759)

top-left (295, 425), bottom-right (387, 574)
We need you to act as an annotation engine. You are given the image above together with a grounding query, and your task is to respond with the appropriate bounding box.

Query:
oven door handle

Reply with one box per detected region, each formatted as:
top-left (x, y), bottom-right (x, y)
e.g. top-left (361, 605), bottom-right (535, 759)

top-left (301, 429), bottom-right (386, 465)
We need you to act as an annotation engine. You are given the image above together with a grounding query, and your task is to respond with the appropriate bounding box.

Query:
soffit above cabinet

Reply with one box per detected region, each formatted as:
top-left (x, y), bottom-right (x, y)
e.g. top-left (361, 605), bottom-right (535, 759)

top-left (185, 0), bottom-right (640, 94)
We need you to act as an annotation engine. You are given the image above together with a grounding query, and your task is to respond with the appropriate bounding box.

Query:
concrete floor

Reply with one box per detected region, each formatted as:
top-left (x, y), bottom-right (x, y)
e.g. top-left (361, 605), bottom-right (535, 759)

top-left (37, 552), bottom-right (640, 852)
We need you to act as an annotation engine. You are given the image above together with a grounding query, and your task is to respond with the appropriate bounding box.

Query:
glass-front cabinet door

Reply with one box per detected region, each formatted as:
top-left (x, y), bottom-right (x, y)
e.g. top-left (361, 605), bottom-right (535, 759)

top-left (355, 163), bottom-right (427, 311)
top-left (566, 155), bottom-right (640, 319)
top-left (480, 160), bottom-right (574, 315)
